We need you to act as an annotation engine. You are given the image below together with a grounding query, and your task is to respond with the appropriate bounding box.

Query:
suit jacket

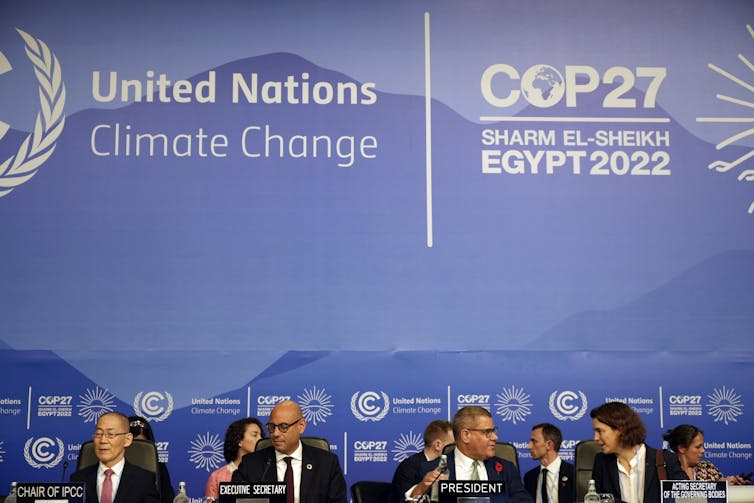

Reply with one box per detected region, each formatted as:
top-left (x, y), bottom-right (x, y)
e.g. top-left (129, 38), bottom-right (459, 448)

top-left (446, 449), bottom-right (533, 503)
top-left (232, 444), bottom-right (347, 503)
top-left (70, 460), bottom-right (161, 503)
top-left (591, 445), bottom-right (687, 503)
top-left (391, 451), bottom-right (445, 502)
top-left (523, 459), bottom-right (575, 503)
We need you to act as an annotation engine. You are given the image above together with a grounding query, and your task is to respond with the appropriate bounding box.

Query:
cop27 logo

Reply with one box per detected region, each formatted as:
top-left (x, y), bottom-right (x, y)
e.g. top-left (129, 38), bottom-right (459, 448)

top-left (494, 385), bottom-right (532, 425)
top-left (695, 23), bottom-right (754, 214)
top-left (549, 390), bottom-right (588, 421)
top-left (351, 391), bottom-right (390, 422)
top-left (188, 432), bottom-right (224, 472)
top-left (392, 430), bottom-right (423, 462)
top-left (707, 386), bottom-right (743, 425)
top-left (0, 29), bottom-right (65, 196)
top-left (24, 437), bottom-right (64, 468)
top-left (298, 386), bottom-right (334, 426)
top-left (133, 391), bottom-right (174, 422)
top-left (77, 386), bottom-right (116, 423)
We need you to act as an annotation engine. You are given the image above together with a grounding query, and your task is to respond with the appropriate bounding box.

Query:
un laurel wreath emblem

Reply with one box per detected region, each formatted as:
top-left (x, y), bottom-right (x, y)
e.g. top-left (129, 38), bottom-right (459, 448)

top-left (133, 391), bottom-right (174, 422)
top-left (549, 390), bottom-right (588, 421)
top-left (0, 29), bottom-right (65, 196)
top-left (23, 437), bottom-right (65, 468)
top-left (350, 391), bottom-right (390, 422)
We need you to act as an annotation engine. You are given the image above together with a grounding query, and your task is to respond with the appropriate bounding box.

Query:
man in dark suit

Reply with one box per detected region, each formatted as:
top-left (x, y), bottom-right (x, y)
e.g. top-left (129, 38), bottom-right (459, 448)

top-left (445, 406), bottom-right (533, 503)
top-left (70, 412), bottom-right (160, 503)
top-left (392, 419), bottom-right (454, 501)
top-left (232, 399), bottom-right (347, 503)
top-left (523, 423), bottom-right (574, 503)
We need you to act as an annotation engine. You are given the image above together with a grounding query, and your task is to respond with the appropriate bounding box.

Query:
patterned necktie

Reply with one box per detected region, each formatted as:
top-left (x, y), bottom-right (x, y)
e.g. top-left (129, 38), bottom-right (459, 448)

top-left (471, 460), bottom-right (481, 480)
top-left (283, 456), bottom-right (294, 503)
top-left (541, 468), bottom-right (549, 503)
top-left (101, 468), bottom-right (114, 503)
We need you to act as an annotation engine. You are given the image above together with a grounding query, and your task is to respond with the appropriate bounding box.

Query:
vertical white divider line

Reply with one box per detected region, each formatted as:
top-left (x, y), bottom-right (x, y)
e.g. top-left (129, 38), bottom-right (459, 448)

top-left (27, 386), bottom-right (32, 429)
top-left (425, 11), bottom-right (434, 248)
top-left (447, 385), bottom-right (451, 421)
top-left (658, 386), bottom-right (664, 429)
top-left (247, 386), bottom-right (251, 417)
top-left (343, 431), bottom-right (348, 475)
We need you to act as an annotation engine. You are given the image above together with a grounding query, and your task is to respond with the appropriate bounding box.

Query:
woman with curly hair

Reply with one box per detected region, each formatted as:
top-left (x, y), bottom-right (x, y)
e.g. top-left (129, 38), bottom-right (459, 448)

top-left (204, 417), bottom-right (266, 502)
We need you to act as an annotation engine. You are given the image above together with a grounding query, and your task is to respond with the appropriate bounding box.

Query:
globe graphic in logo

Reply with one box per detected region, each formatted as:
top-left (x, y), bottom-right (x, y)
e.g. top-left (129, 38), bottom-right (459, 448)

top-left (521, 65), bottom-right (564, 108)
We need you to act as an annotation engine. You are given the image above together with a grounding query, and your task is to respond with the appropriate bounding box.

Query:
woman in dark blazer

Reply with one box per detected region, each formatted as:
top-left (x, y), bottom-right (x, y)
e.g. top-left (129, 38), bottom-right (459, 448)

top-left (590, 402), bottom-right (686, 503)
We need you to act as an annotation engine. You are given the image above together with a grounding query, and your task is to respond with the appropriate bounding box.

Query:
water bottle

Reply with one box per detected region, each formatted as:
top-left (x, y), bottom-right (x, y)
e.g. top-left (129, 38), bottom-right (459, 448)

top-left (173, 481), bottom-right (190, 503)
top-left (584, 479), bottom-right (600, 503)
top-left (6, 481), bottom-right (18, 503)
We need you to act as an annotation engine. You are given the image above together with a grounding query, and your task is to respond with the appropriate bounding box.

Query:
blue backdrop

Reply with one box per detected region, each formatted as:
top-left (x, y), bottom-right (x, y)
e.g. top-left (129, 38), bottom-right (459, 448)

top-left (0, 0), bottom-right (752, 499)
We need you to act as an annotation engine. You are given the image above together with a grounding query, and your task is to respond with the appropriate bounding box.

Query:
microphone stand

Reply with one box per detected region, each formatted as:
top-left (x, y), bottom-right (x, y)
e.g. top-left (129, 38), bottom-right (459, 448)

top-left (418, 458), bottom-right (448, 503)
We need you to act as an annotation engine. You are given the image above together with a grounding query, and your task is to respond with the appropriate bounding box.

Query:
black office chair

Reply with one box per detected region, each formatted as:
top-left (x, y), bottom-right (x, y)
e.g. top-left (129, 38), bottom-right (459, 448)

top-left (350, 481), bottom-right (397, 503)
top-left (574, 440), bottom-right (601, 503)
top-left (77, 439), bottom-right (160, 495)
top-left (255, 436), bottom-right (330, 452)
top-left (442, 442), bottom-right (520, 472)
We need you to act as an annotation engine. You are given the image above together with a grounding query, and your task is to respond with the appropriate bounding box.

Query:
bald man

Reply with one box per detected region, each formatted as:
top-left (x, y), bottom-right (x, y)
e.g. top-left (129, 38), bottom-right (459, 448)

top-left (71, 412), bottom-right (160, 503)
top-left (232, 400), bottom-right (347, 503)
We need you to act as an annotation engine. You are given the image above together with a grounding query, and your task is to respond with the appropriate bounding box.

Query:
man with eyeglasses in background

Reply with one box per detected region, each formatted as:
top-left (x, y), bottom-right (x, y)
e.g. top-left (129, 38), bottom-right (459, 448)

top-left (70, 411), bottom-right (160, 503)
top-left (232, 399), bottom-right (347, 503)
top-left (444, 406), bottom-right (532, 503)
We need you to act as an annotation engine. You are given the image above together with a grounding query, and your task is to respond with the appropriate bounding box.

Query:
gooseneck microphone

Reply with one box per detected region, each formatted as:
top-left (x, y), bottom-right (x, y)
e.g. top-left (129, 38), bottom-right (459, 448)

top-left (260, 457), bottom-right (273, 482)
top-left (61, 460), bottom-right (69, 482)
top-left (419, 454), bottom-right (448, 503)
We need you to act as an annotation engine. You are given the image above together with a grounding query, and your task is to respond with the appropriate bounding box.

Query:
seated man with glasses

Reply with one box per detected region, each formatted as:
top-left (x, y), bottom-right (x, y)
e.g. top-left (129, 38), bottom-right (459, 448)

top-left (443, 406), bottom-right (532, 503)
top-left (232, 399), bottom-right (347, 503)
top-left (71, 411), bottom-right (160, 503)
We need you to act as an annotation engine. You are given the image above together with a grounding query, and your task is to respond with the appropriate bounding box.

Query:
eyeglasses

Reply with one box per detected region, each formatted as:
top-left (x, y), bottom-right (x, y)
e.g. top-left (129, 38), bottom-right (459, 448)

top-left (466, 427), bottom-right (498, 438)
top-left (93, 431), bottom-right (130, 440)
top-left (266, 417), bottom-right (302, 433)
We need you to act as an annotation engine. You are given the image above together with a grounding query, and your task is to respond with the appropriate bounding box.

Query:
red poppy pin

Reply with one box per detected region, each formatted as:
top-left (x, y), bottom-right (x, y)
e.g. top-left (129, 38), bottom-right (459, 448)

top-left (495, 462), bottom-right (503, 473)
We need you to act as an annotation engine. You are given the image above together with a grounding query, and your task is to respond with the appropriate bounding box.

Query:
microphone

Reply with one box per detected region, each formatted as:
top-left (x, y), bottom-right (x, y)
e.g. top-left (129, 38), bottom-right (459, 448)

top-left (419, 455), bottom-right (448, 502)
top-left (436, 454), bottom-right (448, 474)
top-left (260, 458), bottom-right (273, 482)
top-left (61, 460), bottom-right (69, 482)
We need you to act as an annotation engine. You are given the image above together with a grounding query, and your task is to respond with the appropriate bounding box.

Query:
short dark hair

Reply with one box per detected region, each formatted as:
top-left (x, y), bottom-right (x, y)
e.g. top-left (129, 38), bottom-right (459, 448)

top-left (452, 406), bottom-right (492, 439)
top-left (590, 401), bottom-right (646, 447)
top-left (663, 424), bottom-right (703, 453)
top-left (224, 417), bottom-right (267, 463)
top-left (532, 422), bottom-right (563, 452)
top-left (128, 415), bottom-right (155, 442)
top-left (424, 420), bottom-right (452, 445)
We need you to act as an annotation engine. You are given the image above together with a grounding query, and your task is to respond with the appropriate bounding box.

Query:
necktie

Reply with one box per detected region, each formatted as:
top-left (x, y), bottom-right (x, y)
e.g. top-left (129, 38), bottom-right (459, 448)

top-left (471, 460), bottom-right (481, 480)
top-left (101, 468), bottom-right (114, 503)
top-left (541, 468), bottom-right (549, 503)
top-left (283, 456), bottom-right (294, 503)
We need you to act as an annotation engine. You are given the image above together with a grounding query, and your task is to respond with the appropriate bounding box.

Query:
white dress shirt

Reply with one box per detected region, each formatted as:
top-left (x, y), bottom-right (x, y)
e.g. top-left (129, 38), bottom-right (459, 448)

top-left (617, 444), bottom-right (646, 503)
top-left (275, 442), bottom-right (303, 503)
top-left (454, 448), bottom-right (488, 480)
top-left (97, 458), bottom-right (125, 502)
top-left (538, 456), bottom-right (563, 503)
